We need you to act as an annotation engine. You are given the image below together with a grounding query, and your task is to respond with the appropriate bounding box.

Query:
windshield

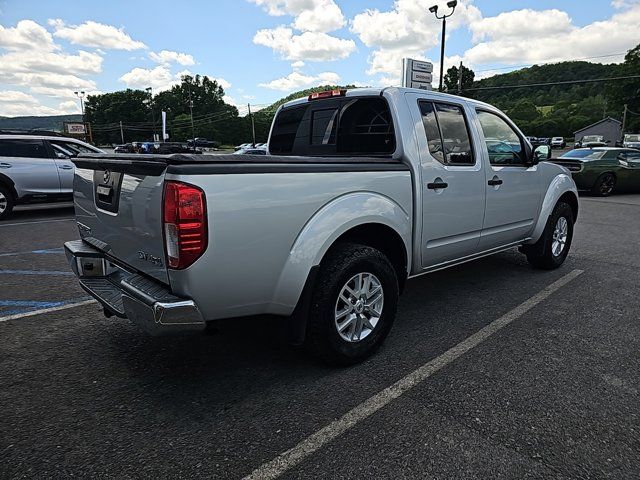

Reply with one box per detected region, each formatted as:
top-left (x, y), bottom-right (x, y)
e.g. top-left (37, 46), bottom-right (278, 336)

top-left (561, 149), bottom-right (606, 160)
top-left (552, 137), bottom-right (563, 141)
top-left (582, 135), bottom-right (604, 142)
top-left (624, 134), bottom-right (640, 142)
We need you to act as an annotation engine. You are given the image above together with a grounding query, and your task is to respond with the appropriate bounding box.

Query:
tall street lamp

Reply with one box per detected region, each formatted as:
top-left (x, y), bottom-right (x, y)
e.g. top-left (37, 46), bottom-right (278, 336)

top-left (145, 86), bottom-right (157, 141)
top-left (429, 0), bottom-right (457, 92)
top-left (74, 90), bottom-right (85, 122)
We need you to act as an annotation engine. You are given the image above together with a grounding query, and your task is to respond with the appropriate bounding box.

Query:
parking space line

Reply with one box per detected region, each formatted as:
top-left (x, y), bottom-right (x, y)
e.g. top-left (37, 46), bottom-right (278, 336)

top-left (0, 269), bottom-right (74, 276)
top-left (0, 299), bottom-right (96, 323)
top-left (243, 269), bottom-right (584, 480)
top-left (0, 218), bottom-right (74, 228)
top-left (0, 247), bottom-right (64, 257)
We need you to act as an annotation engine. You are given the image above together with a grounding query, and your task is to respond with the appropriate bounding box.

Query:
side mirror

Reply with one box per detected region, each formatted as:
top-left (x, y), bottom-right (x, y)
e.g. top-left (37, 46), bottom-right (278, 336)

top-left (55, 151), bottom-right (70, 159)
top-left (533, 145), bottom-right (551, 163)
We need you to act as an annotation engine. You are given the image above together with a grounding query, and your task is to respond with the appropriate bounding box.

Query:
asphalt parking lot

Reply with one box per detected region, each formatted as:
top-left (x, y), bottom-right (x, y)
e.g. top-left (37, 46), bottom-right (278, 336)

top-left (1, 194), bottom-right (639, 479)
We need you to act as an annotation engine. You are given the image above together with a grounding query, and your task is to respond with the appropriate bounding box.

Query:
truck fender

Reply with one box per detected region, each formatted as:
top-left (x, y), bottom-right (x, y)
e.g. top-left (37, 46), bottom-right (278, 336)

top-left (526, 173), bottom-right (578, 244)
top-left (272, 192), bottom-right (412, 314)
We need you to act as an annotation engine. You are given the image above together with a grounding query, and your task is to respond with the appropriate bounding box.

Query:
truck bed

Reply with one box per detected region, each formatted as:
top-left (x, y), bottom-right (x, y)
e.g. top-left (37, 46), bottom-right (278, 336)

top-left (73, 153), bottom-right (406, 176)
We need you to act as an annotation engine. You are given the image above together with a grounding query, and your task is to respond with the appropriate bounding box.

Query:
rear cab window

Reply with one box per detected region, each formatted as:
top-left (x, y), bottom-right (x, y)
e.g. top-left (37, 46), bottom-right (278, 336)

top-left (269, 96), bottom-right (395, 156)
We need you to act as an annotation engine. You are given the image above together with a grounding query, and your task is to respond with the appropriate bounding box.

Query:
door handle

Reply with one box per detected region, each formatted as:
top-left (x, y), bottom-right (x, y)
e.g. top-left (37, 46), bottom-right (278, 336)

top-left (0, 162), bottom-right (11, 169)
top-left (427, 181), bottom-right (448, 190)
top-left (58, 165), bottom-right (74, 170)
top-left (488, 177), bottom-right (503, 186)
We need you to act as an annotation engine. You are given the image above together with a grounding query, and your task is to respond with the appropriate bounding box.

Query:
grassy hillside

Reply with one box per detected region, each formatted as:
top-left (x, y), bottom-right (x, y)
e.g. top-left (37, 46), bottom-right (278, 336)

top-left (0, 114), bottom-right (82, 132)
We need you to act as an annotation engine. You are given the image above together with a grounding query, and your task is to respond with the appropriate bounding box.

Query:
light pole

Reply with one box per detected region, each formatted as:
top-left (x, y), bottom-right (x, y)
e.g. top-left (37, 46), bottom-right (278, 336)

top-left (429, 0), bottom-right (457, 92)
top-left (145, 86), bottom-right (157, 141)
top-left (73, 90), bottom-right (85, 122)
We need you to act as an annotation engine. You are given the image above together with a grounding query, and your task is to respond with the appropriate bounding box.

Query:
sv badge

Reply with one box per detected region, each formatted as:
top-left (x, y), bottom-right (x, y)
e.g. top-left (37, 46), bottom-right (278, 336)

top-left (138, 251), bottom-right (163, 266)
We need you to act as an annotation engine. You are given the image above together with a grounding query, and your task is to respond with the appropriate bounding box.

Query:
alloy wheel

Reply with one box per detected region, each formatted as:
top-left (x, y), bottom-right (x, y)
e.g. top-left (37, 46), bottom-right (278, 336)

top-left (334, 272), bottom-right (384, 343)
top-left (552, 216), bottom-right (568, 256)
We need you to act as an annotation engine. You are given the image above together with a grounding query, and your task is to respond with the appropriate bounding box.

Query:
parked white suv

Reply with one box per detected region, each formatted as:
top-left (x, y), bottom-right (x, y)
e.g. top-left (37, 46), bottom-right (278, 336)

top-left (0, 133), bottom-right (103, 220)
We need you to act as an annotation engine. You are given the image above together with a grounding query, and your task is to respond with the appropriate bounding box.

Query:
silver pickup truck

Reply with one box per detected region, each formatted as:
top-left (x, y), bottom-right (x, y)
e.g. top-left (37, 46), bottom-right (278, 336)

top-left (65, 87), bottom-right (578, 364)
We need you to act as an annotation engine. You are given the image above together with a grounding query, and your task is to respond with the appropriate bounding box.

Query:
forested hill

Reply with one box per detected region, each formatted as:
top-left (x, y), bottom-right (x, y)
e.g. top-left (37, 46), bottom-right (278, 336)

top-left (0, 114), bottom-right (81, 131)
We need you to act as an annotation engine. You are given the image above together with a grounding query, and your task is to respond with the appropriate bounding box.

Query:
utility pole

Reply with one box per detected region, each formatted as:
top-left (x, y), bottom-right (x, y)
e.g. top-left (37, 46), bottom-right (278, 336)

top-left (119, 121), bottom-right (124, 143)
top-left (248, 103), bottom-right (256, 147)
top-left (188, 90), bottom-right (195, 145)
top-left (457, 61), bottom-right (463, 95)
top-left (145, 87), bottom-right (156, 141)
top-left (622, 104), bottom-right (628, 135)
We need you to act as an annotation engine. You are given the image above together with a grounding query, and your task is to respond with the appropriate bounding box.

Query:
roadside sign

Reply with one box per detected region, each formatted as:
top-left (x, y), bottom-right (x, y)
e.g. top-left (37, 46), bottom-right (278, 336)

top-left (410, 82), bottom-right (432, 90)
top-left (411, 71), bottom-right (433, 83)
top-left (64, 122), bottom-right (86, 135)
top-left (402, 58), bottom-right (433, 90)
top-left (412, 61), bottom-right (433, 73)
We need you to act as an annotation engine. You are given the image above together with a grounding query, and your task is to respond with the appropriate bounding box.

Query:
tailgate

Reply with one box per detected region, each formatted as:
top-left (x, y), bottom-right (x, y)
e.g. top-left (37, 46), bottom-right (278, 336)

top-left (72, 155), bottom-right (170, 284)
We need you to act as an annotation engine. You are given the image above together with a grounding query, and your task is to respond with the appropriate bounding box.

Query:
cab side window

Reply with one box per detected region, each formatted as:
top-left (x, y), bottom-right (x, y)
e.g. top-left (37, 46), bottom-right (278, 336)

top-left (476, 111), bottom-right (525, 166)
top-left (419, 101), bottom-right (474, 166)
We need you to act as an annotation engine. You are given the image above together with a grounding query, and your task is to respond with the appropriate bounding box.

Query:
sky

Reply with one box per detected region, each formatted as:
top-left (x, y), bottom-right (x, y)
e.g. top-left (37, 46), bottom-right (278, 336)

top-left (0, 0), bottom-right (639, 117)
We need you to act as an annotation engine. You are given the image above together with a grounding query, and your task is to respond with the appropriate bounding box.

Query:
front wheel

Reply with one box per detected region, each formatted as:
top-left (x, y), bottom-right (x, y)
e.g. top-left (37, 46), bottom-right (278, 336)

top-left (524, 201), bottom-right (574, 270)
top-left (305, 243), bottom-right (399, 365)
top-left (0, 185), bottom-right (15, 221)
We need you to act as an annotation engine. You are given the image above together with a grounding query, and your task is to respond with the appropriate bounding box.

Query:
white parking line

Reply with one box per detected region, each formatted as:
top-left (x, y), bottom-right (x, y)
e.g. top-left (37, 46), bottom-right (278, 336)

top-left (0, 299), bottom-right (96, 323)
top-left (243, 269), bottom-right (584, 480)
top-left (0, 218), bottom-right (74, 228)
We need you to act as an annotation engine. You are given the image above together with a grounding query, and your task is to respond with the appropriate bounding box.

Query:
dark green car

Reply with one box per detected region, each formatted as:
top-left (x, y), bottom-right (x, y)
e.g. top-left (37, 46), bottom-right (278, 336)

top-left (550, 147), bottom-right (640, 196)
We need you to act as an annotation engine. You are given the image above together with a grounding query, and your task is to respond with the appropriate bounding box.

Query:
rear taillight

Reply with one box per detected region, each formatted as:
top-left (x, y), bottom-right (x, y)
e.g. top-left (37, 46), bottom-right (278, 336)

top-left (163, 181), bottom-right (207, 269)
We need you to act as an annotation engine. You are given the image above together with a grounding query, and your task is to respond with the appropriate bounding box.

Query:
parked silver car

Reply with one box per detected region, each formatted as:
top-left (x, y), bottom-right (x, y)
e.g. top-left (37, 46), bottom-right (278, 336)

top-left (0, 133), bottom-right (103, 219)
top-left (65, 88), bottom-right (578, 364)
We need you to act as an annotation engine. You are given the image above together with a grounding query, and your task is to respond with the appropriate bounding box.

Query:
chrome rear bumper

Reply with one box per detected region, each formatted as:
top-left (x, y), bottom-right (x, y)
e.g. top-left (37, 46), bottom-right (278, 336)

top-left (64, 240), bottom-right (205, 335)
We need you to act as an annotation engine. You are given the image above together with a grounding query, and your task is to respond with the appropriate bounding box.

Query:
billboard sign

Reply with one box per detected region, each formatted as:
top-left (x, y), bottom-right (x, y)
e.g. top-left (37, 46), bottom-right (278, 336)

top-left (402, 58), bottom-right (433, 90)
top-left (64, 122), bottom-right (86, 135)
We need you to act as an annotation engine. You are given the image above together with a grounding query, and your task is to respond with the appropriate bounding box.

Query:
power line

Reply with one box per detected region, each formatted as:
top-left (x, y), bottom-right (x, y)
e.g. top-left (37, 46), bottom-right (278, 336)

top-left (463, 74), bottom-right (640, 92)
top-left (474, 52), bottom-right (627, 73)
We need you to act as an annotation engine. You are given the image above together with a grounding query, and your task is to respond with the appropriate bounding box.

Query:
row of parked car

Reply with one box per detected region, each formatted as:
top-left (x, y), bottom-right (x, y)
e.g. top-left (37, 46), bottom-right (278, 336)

top-left (0, 125), bottom-right (638, 220)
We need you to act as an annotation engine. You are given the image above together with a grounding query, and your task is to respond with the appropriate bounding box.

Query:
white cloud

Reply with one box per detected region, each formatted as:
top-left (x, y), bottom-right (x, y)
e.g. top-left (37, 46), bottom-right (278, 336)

top-left (50, 19), bottom-right (146, 50)
top-left (58, 99), bottom-right (80, 113)
top-left (149, 49), bottom-right (195, 66)
top-left (463, 5), bottom-right (640, 66)
top-left (250, 0), bottom-right (345, 32)
top-left (259, 70), bottom-right (339, 91)
top-left (351, 0), bottom-right (481, 82)
top-left (291, 60), bottom-right (305, 69)
top-left (0, 89), bottom-right (70, 116)
top-left (119, 65), bottom-right (176, 91)
top-left (0, 19), bottom-right (57, 51)
top-left (254, 27), bottom-right (355, 61)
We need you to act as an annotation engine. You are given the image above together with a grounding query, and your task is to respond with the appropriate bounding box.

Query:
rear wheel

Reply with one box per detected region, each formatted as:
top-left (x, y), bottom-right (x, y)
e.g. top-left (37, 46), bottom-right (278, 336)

top-left (0, 184), bottom-right (14, 221)
top-left (591, 172), bottom-right (616, 197)
top-left (524, 201), bottom-right (574, 270)
top-left (305, 243), bottom-right (399, 365)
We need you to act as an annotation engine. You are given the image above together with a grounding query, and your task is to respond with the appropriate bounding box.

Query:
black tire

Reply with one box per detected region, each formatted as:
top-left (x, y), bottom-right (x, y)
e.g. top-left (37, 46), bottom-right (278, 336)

top-left (524, 201), bottom-right (574, 270)
top-left (305, 242), bottom-right (399, 365)
top-left (0, 184), bottom-right (15, 221)
top-left (591, 172), bottom-right (616, 197)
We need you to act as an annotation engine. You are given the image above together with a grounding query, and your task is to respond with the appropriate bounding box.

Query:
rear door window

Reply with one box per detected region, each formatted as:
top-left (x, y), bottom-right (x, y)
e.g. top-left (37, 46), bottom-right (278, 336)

top-left (0, 139), bottom-right (50, 158)
top-left (418, 101), bottom-right (474, 166)
top-left (269, 97), bottom-right (395, 156)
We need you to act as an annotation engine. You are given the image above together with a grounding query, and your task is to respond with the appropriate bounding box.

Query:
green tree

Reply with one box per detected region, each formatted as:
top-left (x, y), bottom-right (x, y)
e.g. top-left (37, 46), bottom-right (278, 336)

top-left (444, 65), bottom-right (475, 94)
top-left (84, 89), bottom-right (151, 144)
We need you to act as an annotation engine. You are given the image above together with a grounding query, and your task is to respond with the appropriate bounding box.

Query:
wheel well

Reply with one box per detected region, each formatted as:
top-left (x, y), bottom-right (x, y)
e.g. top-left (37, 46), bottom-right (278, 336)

top-left (559, 191), bottom-right (578, 222)
top-left (0, 174), bottom-right (17, 200)
top-left (329, 223), bottom-right (408, 292)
